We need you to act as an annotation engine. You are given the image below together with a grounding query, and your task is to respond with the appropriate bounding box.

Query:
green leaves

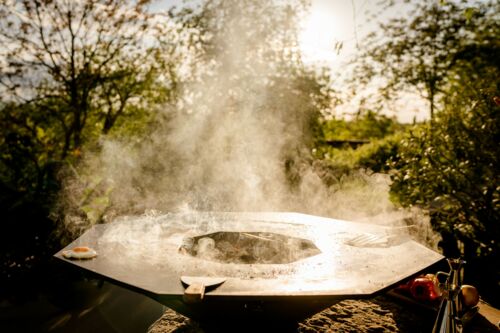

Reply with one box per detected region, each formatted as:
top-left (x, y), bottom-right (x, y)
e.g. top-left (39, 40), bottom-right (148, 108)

top-left (0, 0), bottom-right (182, 215)
top-left (348, 0), bottom-right (497, 120)
top-left (343, 4), bottom-right (499, 296)
top-left (1, 0), bottom-right (179, 157)
top-left (390, 95), bottom-right (499, 261)
top-left (463, 7), bottom-right (477, 24)
top-left (80, 194), bottom-right (111, 225)
top-left (314, 113), bottom-right (405, 174)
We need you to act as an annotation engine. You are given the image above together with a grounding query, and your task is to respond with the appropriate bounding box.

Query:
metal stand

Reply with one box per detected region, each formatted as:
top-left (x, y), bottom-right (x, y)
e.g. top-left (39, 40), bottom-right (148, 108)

top-left (432, 259), bottom-right (465, 333)
top-left (432, 258), bottom-right (466, 333)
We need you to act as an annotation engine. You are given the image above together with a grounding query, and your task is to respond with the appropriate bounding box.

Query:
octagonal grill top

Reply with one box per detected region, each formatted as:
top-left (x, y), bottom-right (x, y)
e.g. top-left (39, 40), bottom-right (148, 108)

top-left (54, 212), bottom-right (443, 298)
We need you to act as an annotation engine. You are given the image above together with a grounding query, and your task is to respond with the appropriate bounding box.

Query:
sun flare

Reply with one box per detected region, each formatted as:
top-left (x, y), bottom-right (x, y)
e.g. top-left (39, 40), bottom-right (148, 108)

top-left (298, 3), bottom-right (346, 64)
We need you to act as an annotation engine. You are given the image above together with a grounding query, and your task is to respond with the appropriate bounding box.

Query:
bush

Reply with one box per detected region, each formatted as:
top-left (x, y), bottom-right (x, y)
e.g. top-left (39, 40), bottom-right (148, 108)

top-left (356, 133), bottom-right (404, 172)
top-left (317, 110), bottom-right (403, 141)
top-left (390, 95), bottom-right (499, 304)
top-left (314, 132), bottom-right (404, 174)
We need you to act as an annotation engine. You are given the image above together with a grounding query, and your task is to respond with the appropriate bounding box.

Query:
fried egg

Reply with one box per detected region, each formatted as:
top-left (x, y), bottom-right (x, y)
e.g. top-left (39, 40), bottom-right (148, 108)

top-left (62, 246), bottom-right (97, 260)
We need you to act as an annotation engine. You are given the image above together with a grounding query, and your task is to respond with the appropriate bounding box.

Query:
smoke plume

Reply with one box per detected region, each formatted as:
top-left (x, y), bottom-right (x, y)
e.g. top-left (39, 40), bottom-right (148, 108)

top-left (57, 0), bottom-right (439, 250)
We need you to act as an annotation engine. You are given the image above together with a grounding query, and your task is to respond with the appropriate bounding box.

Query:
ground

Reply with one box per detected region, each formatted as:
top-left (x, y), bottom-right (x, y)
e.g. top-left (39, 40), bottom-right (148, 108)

top-left (148, 296), bottom-right (500, 333)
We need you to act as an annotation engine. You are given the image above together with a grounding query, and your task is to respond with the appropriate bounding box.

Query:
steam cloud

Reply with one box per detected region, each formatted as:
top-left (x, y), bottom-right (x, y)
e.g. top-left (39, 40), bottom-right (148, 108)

top-left (57, 2), bottom-right (440, 250)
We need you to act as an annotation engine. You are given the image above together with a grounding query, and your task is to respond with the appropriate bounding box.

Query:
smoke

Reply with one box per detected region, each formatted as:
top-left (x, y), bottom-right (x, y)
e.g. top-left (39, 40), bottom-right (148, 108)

top-left (56, 0), bottom-right (439, 250)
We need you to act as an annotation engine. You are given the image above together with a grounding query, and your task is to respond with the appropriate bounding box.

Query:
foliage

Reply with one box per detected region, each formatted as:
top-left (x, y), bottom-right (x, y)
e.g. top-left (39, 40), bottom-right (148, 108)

top-left (350, 0), bottom-right (499, 118)
top-left (323, 0), bottom-right (499, 296)
top-left (0, 0), bottom-right (181, 289)
top-left (0, 0), bottom-right (178, 202)
top-left (314, 132), bottom-right (403, 174)
top-left (317, 110), bottom-right (403, 141)
top-left (313, 110), bottom-right (405, 174)
top-left (355, 133), bottom-right (404, 173)
top-left (370, 0), bottom-right (500, 301)
top-left (0, 102), bottom-right (60, 205)
top-left (389, 78), bottom-right (499, 301)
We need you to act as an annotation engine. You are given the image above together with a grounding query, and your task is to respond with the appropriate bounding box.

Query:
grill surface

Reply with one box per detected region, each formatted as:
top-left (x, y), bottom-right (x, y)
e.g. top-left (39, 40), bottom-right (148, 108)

top-left (54, 212), bottom-right (444, 321)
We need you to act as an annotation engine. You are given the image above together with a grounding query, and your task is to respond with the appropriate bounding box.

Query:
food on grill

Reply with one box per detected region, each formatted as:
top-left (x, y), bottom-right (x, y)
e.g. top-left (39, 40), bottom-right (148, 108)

top-left (62, 246), bottom-right (97, 260)
top-left (180, 231), bottom-right (321, 264)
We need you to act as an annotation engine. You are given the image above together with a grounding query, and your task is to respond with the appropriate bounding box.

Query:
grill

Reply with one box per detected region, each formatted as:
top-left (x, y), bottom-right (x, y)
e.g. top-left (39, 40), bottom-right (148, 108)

top-left (54, 212), bottom-right (443, 321)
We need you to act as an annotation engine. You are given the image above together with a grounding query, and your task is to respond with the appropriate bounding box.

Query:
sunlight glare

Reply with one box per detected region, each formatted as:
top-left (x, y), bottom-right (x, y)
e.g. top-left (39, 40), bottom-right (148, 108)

top-left (298, 2), bottom-right (347, 65)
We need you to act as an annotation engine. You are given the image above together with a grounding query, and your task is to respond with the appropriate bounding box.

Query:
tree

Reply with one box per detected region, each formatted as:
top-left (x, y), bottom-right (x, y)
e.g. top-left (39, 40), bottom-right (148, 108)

top-left (0, 0), bottom-right (176, 159)
top-left (349, 0), bottom-right (498, 119)
top-left (0, 0), bottom-right (178, 201)
top-left (345, 0), bottom-right (500, 302)
top-left (388, 17), bottom-right (500, 301)
top-left (390, 94), bottom-right (499, 303)
top-left (0, 0), bottom-right (183, 290)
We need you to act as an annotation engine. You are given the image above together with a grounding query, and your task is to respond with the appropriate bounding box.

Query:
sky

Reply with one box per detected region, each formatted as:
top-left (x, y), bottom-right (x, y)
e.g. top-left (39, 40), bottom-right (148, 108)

top-left (151, 0), bottom-right (429, 123)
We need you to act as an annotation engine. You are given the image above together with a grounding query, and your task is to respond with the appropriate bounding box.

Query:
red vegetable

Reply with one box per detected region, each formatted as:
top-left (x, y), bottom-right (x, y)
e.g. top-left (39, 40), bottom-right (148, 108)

top-left (410, 276), bottom-right (440, 301)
